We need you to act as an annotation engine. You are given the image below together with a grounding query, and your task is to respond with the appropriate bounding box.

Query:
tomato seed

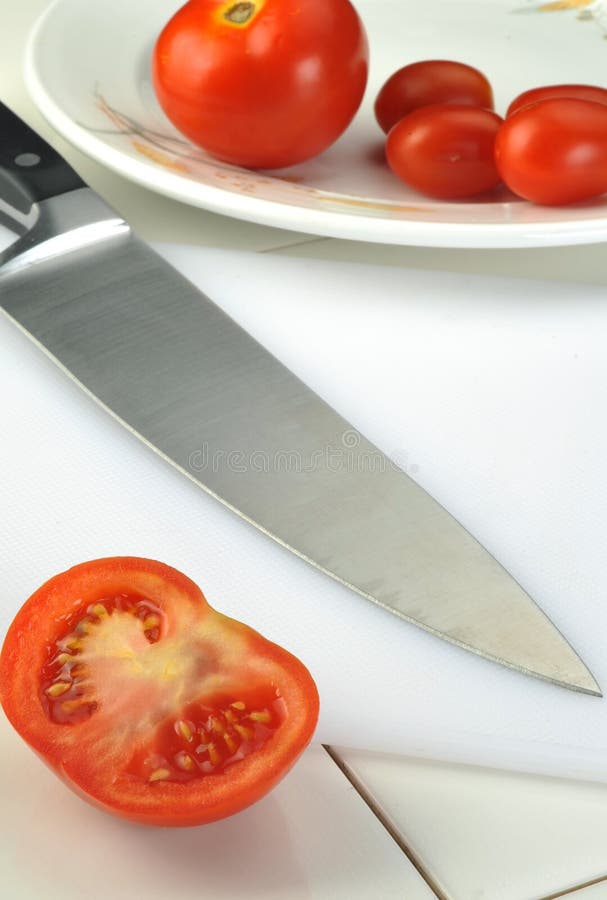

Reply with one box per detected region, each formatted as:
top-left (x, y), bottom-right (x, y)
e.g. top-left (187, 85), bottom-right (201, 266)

top-left (175, 752), bottom-right (196, 772)
top-left (65, 638), bottom-right (82, 652)
top-left (46, 681), bottom-right (72, 697)
top-left (208, 744), bottom-right (222, 767)
top-left (149, 768), bottom-right (171, 783)
top-left (54, 653), bottom-right (72, 666)
top-left (223, 732), bottom-right (238, 754)
top-left (70, 663), bottom-right (87, 676)
top-left (61, 698), bottom-right (90, 713)
top-left (175, 719), bottom-right (194, 742)
top-left (234, 723), bottom-right (254, 741)
top-left (90, 603), bottom-right (108, 618)
top-left (209, 715), bottom-right (224, 734)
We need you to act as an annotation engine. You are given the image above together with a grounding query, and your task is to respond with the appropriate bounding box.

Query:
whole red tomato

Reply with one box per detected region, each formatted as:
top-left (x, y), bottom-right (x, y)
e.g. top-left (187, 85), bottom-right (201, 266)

top-left (375, 60), bottom-right (494, 134)
top-left (0, 558), bottom-right (319, 826)
top-left (152, 0), bottom-right (369, 169)
top-left (495, 98), bottom-right (607, 205)
top-left (506, 84), bottom-right (607, 117)
top-left (385, 104), bottom-right (503, 200)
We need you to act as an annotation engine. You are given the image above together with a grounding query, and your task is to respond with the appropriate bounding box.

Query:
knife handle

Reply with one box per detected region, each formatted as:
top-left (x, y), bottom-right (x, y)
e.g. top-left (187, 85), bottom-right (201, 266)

top-left (0, 101), bottom-right (86, 203)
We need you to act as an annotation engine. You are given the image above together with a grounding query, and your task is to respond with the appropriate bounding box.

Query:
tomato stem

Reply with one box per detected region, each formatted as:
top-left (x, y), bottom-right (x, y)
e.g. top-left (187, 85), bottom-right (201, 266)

top-left (224, 2), bottom-right (256, 24)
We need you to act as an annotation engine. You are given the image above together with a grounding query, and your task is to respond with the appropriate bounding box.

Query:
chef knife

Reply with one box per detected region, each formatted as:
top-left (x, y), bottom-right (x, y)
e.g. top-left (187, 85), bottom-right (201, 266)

top-left (0, 102), bottom-right (600, 696)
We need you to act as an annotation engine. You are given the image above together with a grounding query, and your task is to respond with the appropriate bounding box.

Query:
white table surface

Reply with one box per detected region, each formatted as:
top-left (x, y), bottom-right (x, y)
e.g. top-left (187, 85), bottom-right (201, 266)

top-left (2, 4), bottom-right (607, 899)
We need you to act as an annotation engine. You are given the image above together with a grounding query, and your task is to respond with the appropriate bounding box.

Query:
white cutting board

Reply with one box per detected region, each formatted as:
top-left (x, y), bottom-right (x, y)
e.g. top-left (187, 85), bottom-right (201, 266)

top-left (2, 241), bottom-right (607, 783)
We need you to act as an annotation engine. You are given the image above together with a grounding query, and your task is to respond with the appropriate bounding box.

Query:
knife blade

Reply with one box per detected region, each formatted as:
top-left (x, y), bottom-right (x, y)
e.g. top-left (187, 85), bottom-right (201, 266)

top-left (0, 102), bottom-right (600, 696)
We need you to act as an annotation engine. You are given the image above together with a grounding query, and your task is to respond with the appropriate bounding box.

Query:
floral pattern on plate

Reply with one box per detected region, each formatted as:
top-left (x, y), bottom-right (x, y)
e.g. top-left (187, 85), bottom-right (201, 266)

top-left (517, 0), bottom-right (607, 35)
top-left (92, 90), bottom-right (430, 218)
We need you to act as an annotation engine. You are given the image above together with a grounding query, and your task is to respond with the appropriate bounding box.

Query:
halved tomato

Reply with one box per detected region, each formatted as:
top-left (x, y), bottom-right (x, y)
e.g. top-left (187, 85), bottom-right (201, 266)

top-left (0, 557), bottom-right (319, 826)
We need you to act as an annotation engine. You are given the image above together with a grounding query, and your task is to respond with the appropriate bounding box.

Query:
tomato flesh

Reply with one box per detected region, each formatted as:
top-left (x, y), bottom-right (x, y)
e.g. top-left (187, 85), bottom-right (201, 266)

top-left (41, 594), bottom-right (163, 725)
top-left (127, 690), bottom-right (284, 784)
top-left (0, 558), bottom-right (319, 826)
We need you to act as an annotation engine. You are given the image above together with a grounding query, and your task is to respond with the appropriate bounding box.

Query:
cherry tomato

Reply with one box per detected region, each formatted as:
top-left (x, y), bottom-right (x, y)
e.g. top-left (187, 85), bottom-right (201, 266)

top-left (374, 60), bottom-right (494, 135)
top-left (495, 98), bottom-right (607, 206)
top-left (0, 558), bottom-right (319, 826)
top-left (507, 84), bottom-right (607, 117)
top-left (385, 104), bottom-right (503, 200)
top-left (152, 0), bottom-right (369, 169)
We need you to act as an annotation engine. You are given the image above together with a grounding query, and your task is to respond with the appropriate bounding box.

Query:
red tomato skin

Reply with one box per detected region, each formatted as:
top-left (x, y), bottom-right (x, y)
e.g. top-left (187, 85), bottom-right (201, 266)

top-left (152, 0), bottom-right (369, 169)
top-left (385, 104), bottom-right (503, 200)
top-left (506, 84), bottom-right (607, 117)
top-left (495, 98), bottom-right (607, 205)
top-left (375, 60), bottom-right (494, 134)
top-left (0, 558), bottom-right (319, 827)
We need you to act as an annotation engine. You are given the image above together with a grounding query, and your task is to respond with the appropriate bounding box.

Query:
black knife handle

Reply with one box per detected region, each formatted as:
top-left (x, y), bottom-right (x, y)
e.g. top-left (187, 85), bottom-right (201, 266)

top-left (0, 101), bottom-right (86, 202)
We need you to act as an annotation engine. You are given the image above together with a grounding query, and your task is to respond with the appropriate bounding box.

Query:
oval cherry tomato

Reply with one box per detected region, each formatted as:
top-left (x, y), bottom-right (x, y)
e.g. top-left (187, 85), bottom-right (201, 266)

top-left (152, 0), bottom-right (369, 169)
top-left (507, 84), bottom-right (607, 117)
top-left (385, 104), bottom-right (503, 200)
top-left (0, 558), bottom-right (319, 826)
top-left (495, 98), bottom-right (607, 205)
top-left (375, 60), bottom-right (494, 134)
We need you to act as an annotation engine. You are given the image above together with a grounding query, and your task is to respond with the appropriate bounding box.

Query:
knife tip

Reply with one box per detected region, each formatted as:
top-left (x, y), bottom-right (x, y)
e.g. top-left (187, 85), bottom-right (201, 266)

top-left (579, 682), bottom-right (603, 699)
top-left (559, 670), bottom-right (602, 698)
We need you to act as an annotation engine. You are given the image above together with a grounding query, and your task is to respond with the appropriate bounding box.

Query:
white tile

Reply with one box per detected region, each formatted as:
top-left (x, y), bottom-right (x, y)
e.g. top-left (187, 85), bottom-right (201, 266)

top-left (0, 714), bottom-right (435, 900)
top-left (334, 747), bottom-right (607, 900)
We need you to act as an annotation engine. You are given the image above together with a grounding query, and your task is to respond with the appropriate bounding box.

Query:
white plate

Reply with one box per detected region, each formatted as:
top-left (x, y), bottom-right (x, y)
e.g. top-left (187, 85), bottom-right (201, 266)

top-left (25, 0), bottom-right (607, 248)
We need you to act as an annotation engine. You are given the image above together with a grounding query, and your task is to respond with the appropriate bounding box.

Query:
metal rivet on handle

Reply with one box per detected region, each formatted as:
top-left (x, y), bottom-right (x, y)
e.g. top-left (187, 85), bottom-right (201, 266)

top-left (14, 153), bottom-right (41, 167)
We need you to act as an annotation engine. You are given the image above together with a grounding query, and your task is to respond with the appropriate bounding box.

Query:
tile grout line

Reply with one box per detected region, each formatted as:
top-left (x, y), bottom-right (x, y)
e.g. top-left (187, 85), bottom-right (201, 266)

top-left (539, 873), bottom-right (607, 899)
top-left (321, 746), bottom-right (607, 900)
top-left (258, 236), bottom-right (332, 254)
top-left (323, 745), bottom-right (451, 900)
